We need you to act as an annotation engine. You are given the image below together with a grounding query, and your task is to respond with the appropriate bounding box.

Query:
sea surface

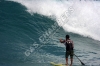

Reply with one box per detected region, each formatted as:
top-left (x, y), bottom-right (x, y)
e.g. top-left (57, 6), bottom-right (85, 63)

top-left (0, 0), bottom-right (100, 66)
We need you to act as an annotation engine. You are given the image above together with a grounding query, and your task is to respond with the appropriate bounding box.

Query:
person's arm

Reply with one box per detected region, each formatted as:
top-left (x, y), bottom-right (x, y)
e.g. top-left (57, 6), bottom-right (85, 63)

top-left (59, 39), bottom-right (65, 43)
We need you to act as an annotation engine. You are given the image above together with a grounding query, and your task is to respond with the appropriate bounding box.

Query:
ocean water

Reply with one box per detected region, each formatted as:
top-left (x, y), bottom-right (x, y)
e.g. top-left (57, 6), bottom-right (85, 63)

top-left (0, 0), bottom-right (100, 66)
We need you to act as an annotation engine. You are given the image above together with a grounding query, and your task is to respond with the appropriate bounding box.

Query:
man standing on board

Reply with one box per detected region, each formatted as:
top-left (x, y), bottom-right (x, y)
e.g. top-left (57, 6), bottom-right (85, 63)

top-left (60, 35), bottom-right (74, 66)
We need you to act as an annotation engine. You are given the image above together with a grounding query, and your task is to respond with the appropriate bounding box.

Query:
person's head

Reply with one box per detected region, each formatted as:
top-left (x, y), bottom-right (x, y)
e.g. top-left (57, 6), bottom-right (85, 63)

top-left (66, 35), bottom-right (70, 39)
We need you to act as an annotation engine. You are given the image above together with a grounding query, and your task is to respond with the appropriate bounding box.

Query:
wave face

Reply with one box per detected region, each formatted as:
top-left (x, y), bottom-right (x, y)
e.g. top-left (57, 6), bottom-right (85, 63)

top-left (0, 0), bottom-right (100, 66)
top-left (0, 0), bottom-right (55, 64)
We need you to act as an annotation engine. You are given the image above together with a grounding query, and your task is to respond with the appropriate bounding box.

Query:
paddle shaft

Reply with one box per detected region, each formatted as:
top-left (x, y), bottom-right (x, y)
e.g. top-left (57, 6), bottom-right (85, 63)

top-left (74, 54), bottom-right (85, 65)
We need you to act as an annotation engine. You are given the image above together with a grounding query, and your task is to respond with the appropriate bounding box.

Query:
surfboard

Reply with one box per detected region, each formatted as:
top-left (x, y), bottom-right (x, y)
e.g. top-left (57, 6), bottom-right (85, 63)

top-left (50, 62), bottom-right (68, 66)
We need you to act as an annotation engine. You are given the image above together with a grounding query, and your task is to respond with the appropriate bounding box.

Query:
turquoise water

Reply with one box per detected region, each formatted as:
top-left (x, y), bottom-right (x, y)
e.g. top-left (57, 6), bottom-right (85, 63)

top-left (0, 0), bottom-right (100, 66)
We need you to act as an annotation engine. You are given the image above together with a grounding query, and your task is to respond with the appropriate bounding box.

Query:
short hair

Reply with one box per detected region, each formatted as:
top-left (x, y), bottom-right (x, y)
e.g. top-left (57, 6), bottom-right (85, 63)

top-left (66, 35), bottom-right (70, 39)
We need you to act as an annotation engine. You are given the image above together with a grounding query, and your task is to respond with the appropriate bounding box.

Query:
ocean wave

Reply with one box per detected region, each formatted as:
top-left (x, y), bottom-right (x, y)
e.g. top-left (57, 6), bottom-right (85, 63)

top-left (7, 0), bottom-right (100, 41)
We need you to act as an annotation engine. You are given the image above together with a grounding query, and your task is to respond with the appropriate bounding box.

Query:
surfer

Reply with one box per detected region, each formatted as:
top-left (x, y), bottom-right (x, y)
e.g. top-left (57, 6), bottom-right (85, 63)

top-left (60, 35), bottom-right (74, 66)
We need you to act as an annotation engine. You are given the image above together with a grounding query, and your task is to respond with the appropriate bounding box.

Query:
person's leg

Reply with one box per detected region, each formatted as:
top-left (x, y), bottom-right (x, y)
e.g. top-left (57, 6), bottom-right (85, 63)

top-left (70, 58), bottom-right (73, 66)
top-left (66, 58), bottom-right (68, 65)
top-left (65, 51), bottom-right (69, 65)
top-left (70, 51), bottom-right (74, 66)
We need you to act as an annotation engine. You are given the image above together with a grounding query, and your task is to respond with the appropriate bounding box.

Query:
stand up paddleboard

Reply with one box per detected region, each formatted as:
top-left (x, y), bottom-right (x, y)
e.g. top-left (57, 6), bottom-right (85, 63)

top-left (50, 62), bottom-right (68, 66)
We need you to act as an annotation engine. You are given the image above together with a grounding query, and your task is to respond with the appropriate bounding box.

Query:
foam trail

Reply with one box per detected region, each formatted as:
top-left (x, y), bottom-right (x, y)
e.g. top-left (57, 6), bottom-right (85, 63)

top-left (7, 0), bottom-right (100, 41)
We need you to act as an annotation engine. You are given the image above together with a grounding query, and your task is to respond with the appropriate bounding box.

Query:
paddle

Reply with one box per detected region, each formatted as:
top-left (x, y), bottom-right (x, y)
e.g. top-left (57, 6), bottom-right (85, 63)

top-left (74, 54), bottom-right (85, 65)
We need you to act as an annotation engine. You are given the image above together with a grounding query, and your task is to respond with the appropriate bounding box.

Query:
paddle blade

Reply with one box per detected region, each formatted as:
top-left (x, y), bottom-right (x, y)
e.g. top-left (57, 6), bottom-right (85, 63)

top-left (81, 61), bottom-right (85, 65)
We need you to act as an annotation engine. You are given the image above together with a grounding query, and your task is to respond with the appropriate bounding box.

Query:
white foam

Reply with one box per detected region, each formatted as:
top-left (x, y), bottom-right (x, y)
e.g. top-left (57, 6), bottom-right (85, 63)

top-left (7, 0), bottom-right (100, 41)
